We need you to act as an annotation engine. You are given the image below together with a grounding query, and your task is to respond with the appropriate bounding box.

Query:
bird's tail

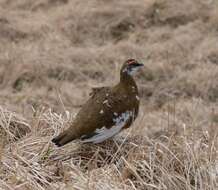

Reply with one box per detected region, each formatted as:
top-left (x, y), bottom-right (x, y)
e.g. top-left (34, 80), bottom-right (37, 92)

top-left (52, 130), bottom-right (77, 147)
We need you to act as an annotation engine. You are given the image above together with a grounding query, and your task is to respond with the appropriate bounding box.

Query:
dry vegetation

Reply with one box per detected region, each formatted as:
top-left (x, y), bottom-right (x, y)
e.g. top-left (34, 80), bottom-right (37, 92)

top-left (0, 0), bottom-right (218, 189)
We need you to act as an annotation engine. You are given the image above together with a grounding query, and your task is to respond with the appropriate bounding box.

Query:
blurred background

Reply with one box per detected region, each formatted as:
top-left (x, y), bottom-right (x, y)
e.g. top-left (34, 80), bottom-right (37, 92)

top-left (0, 0), bottom-right (217, 115)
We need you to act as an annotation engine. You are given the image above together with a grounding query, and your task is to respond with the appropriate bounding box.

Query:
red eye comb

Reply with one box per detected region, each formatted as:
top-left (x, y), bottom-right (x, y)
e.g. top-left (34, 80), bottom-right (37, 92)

top-left (126, 59), bottom-right (137, 65)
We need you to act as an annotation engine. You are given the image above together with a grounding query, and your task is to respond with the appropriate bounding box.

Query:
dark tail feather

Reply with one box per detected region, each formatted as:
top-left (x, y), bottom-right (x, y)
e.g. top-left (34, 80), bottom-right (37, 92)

top-left (52, 131), bottom-right (76, 147)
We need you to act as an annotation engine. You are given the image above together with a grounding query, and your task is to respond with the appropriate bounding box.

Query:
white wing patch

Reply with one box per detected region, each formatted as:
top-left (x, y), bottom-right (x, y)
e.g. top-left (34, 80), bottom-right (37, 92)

top-left (103, 99), bottom-right (111, 107)
top-left (136, 95), bottom-right (139, 101)
top-left (82, 111), bottom-right (133, 144)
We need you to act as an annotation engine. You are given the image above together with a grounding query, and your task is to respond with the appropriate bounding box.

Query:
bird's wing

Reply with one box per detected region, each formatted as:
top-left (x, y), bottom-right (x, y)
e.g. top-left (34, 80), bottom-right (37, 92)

top-left (80, 86), bottom-right (137, 143)
top-left (81, 110), bottom-right (134, 143)
top-left (52, 85), bottom-right (138, 146)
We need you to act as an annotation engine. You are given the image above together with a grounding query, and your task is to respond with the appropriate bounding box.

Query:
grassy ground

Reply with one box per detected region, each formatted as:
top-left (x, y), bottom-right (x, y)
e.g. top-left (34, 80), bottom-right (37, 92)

top-left (0, 0), bottom-right (218, 189)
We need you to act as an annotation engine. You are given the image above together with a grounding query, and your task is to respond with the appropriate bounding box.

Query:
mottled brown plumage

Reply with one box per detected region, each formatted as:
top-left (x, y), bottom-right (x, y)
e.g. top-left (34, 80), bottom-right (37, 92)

top-left (52, 59), bottom-right (143, 146)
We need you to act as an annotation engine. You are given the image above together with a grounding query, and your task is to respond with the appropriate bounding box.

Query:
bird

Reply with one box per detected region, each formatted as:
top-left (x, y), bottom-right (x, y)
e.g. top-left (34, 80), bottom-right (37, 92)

top-left (52, 59), bottom-right (143, 146)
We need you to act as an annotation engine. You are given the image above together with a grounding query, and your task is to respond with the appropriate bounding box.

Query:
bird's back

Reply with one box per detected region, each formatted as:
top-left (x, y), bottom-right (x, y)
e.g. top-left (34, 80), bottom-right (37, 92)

top-left (74, 82), bottom-right (139, 136)
top-left (52, 83), bottom-right (139, 146)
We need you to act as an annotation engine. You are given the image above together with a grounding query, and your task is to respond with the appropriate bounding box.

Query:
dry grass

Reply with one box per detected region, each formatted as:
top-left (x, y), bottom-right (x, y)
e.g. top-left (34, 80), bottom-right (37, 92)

top-left (0, 0), bottom-right (218, 189)
top-left (0, 101), bottom-right (217, 189)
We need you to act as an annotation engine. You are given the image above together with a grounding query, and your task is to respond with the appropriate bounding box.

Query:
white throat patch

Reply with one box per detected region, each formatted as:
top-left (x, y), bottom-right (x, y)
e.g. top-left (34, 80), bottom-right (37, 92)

top-left (123, 67), bottom-right (139, 76)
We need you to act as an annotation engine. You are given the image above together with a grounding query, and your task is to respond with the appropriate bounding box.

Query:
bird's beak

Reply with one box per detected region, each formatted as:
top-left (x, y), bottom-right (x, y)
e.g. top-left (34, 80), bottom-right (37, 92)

top-left (135, 63), bottom-right (144, 67)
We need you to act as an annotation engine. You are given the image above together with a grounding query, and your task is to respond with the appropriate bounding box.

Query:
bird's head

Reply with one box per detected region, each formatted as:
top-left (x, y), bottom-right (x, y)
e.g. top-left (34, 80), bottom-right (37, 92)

top-left (121, 59), bottom-right (144, 76)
